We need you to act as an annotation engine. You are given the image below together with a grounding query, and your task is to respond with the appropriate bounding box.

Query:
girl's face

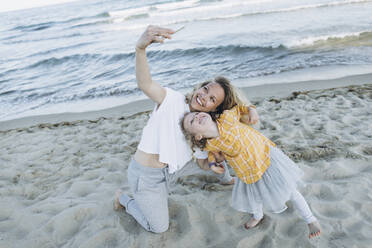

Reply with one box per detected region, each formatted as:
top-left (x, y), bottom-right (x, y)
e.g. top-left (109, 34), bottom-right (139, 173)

top-left (190, 82), bottom-right (225, 112)
top-left (183, 112), bottom-right (214, 138)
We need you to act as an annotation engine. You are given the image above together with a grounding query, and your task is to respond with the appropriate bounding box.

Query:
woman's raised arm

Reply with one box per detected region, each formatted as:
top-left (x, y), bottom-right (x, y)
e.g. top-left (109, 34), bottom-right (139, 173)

top-left (135, 25), bottom-right (174, 104)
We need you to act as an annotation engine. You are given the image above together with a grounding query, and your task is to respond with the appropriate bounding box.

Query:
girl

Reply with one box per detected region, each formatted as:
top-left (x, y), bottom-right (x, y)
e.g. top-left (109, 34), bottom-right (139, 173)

top-left (181, 105), bottom-right (321, 238)
top-left (113, 26), bottom-right (259, 233)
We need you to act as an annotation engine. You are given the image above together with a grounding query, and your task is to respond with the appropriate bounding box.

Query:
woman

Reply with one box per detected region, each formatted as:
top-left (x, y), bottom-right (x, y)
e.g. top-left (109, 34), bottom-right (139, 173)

top-left (114, 25), bottom-right (259, 233)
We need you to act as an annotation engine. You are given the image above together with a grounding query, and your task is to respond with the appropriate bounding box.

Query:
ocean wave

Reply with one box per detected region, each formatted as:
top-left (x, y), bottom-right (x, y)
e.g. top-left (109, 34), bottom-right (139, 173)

top-left (192, 0), bottom-right (372, 23)
top-left (0, 34), bottom-right (24, 42)
top-left (69, 20), bottom-right (111, 29)
top-left (27, 42), bottom-right (94, 58)
top-left (108, 0), bottom-right (372, 25)
top-left (27, 54), bottom-right (103, 69)
top-left (12, 21), bottom-right (57, 32)
top-left (4, 33), bottom-right (82, 44)
top-left (69, 87), bottom-right (140, 100)
top-left (8, 37), bottom-right (371, 75)
top-left (108, 0), bottom-right (199, 19)
top-left (0, 89), bottom-right (17, 97)
top-left (125, 13), bottom-right (150, 20)
top-left (10, 12), bottom-right (109, 33)
top-left (22, 45), bottom-right (284, 72)
top-left (26, 52), bottom-right (135, 70)
top-left (288, 31), bottom-right (372, 49)
top-left (148, 44), bottom-right (287, 59)
top-left (242, 0), bottom-right (372, 17)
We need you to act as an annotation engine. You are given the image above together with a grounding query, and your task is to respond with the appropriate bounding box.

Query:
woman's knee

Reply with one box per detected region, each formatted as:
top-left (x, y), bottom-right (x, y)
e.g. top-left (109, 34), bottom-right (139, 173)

top-left (150, 221), bottom-right (169, 233)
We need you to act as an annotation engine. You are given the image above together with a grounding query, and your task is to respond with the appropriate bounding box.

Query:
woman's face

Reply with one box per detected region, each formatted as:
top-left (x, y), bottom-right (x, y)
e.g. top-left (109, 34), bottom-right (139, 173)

top-left (190, 82), bottom-right (225, 112)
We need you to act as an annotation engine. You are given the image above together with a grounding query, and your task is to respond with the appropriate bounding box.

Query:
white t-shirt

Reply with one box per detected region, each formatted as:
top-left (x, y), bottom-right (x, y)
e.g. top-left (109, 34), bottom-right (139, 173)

top-left (137, 87), bottom-right (207, 173)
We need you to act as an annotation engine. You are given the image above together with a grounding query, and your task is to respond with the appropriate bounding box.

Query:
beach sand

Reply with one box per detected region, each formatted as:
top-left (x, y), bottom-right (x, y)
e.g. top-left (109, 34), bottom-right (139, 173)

top-left (0, 75), bottom-right (371, 248)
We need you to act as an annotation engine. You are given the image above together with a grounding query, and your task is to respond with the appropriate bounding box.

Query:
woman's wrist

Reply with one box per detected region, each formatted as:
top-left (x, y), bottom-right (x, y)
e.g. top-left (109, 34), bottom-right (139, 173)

top-left (135, 46), bottom-right (146, 52)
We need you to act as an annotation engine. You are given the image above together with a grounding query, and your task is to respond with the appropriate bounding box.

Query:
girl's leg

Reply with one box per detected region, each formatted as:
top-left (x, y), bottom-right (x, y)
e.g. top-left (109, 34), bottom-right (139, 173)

top-left (290, 190), bottom-right (321, 238)
top-left (290, 190), bottom-right (316, 224)
top-left (244, 204), bottom-right (264, 229)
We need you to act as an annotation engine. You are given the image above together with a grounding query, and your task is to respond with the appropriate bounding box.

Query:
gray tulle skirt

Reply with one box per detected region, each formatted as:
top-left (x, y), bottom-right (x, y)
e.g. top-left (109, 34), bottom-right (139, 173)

top-left (231, 146), bottom-right (304, 214)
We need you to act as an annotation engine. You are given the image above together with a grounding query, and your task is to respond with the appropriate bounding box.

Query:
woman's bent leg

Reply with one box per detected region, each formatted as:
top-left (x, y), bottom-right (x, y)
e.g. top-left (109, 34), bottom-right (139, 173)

top-left (120, 188), bottom-right (169, 233)
top-left (120, 159), bottom-right (169, 233)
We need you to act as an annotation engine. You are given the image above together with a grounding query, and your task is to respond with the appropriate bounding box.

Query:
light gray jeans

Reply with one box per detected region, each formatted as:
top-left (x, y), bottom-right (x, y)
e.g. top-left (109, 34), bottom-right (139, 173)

top-left (119, 158), bottom-right (233, 233)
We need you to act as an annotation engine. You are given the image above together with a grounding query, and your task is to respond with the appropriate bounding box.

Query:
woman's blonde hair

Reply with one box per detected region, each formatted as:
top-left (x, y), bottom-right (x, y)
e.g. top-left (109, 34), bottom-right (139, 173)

top-left (185, 76), bottom-right (249, 118)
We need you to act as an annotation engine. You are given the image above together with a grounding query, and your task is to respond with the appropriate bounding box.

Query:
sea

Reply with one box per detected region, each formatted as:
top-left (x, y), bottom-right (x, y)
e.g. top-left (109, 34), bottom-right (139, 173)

top-left (1, 0), bottom-right (372, 121)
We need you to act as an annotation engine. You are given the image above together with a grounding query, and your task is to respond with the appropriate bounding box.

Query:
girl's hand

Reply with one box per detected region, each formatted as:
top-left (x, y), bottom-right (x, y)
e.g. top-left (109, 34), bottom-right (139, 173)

top-left (210, 165), bottom-right (225, 174)
top-left (136, 25), bottom-right (175, 50)
top-left (248, 106), bottom-right (259, 124)
top-left (241, 106), bottom-right (259, 125)
top-left (212, 151), bottom-right (225, 163)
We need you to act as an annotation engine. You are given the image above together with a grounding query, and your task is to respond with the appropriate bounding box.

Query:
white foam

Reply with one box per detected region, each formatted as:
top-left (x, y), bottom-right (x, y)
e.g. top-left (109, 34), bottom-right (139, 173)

top-left (152, 0), bottom-right (199, 11)
top-left (234, 64), bottom-right (372, 88)
top-left (108, 6), bottom-right (149, 19)
top-left (107, 0), bottom-right (372, 30)
top-left (287, 30), bottom-right (371, 48)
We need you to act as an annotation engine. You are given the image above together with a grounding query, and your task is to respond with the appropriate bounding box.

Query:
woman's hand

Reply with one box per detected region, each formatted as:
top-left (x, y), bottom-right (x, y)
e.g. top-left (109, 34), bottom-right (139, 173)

top-left (136, 25), bottom-right (174, 50)
top-left (241, 106), bottom-right (259, 125)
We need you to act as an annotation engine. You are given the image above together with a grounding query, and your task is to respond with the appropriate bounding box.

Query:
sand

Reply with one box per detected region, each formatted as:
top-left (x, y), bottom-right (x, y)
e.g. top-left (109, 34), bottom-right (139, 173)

top-left (0, 76), bottom-right (371, 248)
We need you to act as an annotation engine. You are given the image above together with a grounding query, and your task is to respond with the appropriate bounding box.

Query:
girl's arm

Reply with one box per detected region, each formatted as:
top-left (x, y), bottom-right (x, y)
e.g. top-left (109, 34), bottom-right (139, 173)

top-left (136, 25), bottom-right (174, 104)
top-left (240, 105), bottom-right (259, 125)
top-left (207, 152), bottom-right (225, 174)
top-left (196, 152), bottom-right (225, 173)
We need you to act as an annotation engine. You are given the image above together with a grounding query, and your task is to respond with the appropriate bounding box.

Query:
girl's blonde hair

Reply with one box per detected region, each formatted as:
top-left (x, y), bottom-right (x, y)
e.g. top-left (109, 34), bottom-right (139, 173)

top-left (185, 76), bottom-right (249, 119)
top-left (180, 112), bottom-right (209, 151)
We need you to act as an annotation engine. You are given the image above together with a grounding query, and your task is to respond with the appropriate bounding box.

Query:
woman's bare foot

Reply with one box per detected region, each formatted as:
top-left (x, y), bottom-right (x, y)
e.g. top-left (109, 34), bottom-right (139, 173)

top-left (308, 221), bottom-right (321, 238)
top-left (114, 189), bottom-right (125, 211)
top-left (244, 217), bottom-right (263, 229)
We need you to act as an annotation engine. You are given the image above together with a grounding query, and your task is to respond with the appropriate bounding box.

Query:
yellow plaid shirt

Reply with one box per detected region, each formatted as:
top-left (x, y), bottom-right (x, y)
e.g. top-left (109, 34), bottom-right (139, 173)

top-left (206, 105), bottom-right (276, 184)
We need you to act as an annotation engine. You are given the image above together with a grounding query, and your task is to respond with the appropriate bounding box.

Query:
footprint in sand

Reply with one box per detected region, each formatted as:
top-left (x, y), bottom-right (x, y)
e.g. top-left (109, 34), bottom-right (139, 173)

top-left (50, 205), bottom-right (95, 246)
top-left (237, 232), bottom-right (272, 248)
top-left (276, 219), bottom-right (306, 239)
top-left (117, 210), bottom-right (141, 235)
top-left (79, 228), bottom-right (119, 248)
top-left (312, 203), bottom-right (351, 220)
top-left (360, 203), bottom-right (372, 225)
top-left (312, 184), bottom-right (343, 202)
top-left (168, 199), bottom-right (191, 238)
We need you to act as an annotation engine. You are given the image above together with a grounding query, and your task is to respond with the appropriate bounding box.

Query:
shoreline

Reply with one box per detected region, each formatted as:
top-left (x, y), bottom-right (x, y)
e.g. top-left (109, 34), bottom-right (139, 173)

top-left (1, 72), bottom-right (371, 131)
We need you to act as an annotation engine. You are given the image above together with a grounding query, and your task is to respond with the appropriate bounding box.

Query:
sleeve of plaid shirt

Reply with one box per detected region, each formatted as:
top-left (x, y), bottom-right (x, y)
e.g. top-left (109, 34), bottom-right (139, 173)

top-left (205, 106), bottom-right (241, 157)
top-left (207, 151), bottom-right (216, 164)
top-left (239, 104), bottom-right (258, 114)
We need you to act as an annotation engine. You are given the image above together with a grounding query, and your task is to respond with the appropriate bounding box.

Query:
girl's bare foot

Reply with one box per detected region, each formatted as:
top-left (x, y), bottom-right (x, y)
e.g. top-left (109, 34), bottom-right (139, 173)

top-left (114, 189), bottom-right (124, 211)
top-left (308, 221), bottom-right (321, 238)
top-left (244, 217), bottom-right (263, 229)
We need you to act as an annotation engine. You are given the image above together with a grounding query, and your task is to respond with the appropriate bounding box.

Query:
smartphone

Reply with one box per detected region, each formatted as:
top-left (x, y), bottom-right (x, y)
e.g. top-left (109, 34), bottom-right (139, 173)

top-left (174, 26), bottom-right (185, 34)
